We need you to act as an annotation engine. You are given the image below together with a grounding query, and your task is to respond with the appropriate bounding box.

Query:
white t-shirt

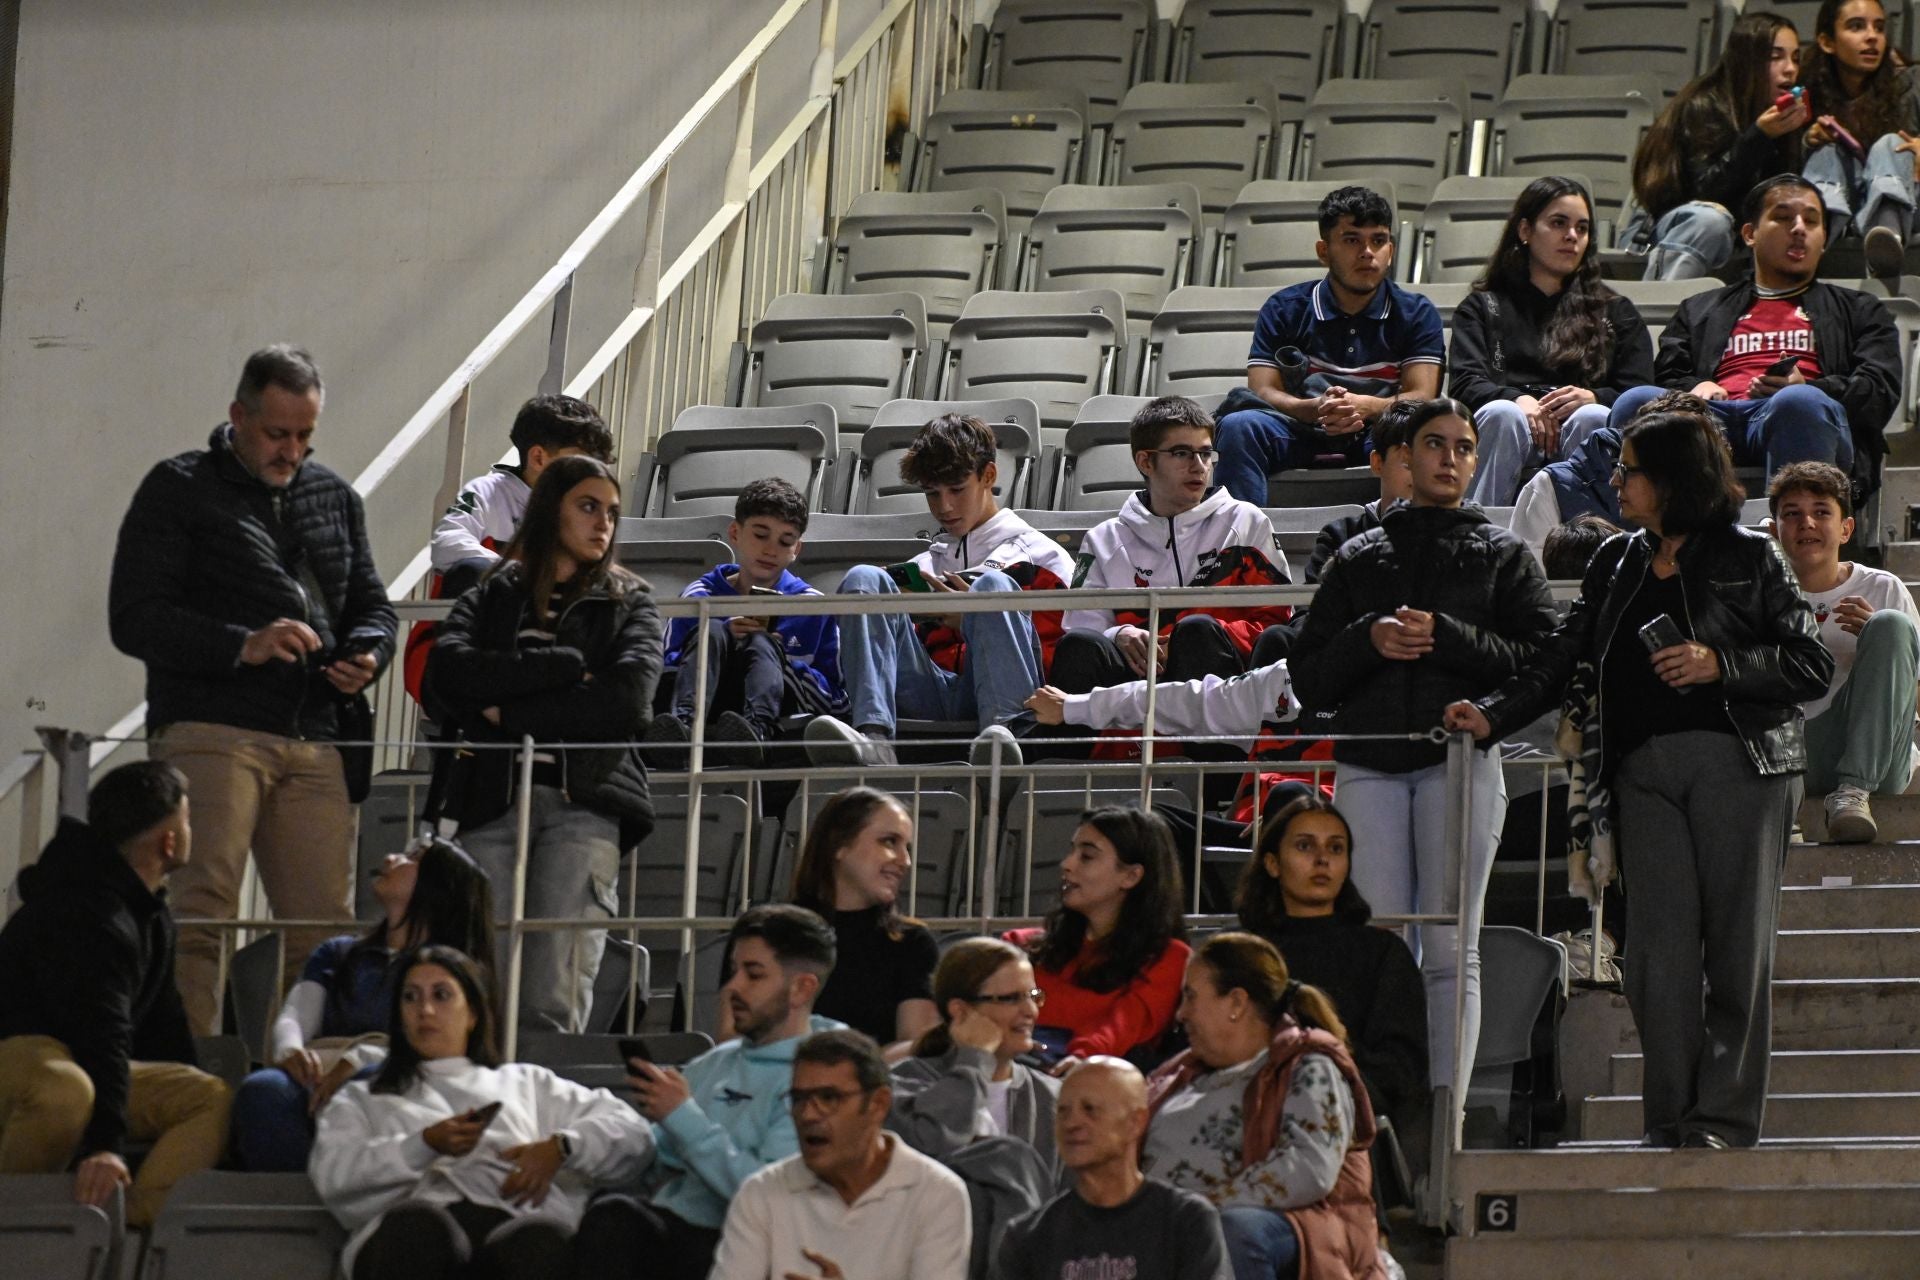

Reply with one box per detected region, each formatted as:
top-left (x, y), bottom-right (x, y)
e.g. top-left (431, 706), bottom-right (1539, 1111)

top-left (1801, 562), bottom-right (1920, 720)
top-left (984, 1076), bottom-right (1013, 1136)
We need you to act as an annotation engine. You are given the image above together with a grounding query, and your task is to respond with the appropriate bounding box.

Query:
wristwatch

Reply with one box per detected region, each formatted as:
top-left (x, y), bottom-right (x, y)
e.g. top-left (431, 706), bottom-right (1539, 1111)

top-left (554, 1131), bottom-right (574, 1164)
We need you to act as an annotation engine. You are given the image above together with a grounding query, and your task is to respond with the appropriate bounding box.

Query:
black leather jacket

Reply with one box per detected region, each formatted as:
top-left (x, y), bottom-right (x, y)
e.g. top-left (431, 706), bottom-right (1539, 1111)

top-left (1477, 524), bottom-right (1832, 779)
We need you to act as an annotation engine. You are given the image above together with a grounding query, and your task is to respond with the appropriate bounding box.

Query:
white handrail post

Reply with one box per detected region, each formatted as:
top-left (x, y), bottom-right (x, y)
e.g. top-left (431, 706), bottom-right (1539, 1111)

top-left (707, 67), bottom-right (759, 404)
top-left (541, 274), bottom-right (576, 396)
top-left (432, 386), bottom-right (474, 527)
top-left (622, 169), bottom-right (670, 464)
top-left (502, 735), bottom-right (538, 1062)
top-left (683, 596), bottom-right (714, 1032)
top-left (799, 0), bottom-right (841, 282)
top-left (1138, 596), bottom-right (1161, 805)
top-left (35, 727), bottom-right (91, 823)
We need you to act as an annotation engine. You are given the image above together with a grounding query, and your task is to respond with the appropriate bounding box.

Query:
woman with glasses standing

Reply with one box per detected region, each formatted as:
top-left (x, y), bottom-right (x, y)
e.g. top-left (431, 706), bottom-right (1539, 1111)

top-left (1448, 409), bottom-right (1831, 1148)
top-left (889, 937), bottom-right (1061, 1170)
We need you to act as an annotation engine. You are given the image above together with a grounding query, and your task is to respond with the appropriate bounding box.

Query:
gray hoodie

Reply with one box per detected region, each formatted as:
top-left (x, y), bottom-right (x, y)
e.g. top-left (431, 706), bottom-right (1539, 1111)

top-left (888, 1045), bottom-right (1061, 1176)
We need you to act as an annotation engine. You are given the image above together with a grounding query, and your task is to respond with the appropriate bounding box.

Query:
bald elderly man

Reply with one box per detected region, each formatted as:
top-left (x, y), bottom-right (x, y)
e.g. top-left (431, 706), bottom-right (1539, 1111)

top-left (992, 1057), bottom-right (1229, 1280)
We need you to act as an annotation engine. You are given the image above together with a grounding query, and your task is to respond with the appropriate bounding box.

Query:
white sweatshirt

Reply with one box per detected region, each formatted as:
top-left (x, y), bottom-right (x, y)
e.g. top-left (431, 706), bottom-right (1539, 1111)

top-left (431, 465), bottom-right (530, 571)
top-left (910, 506), bottom-right (1074, 587)
top-left (1060, 661), bottom-right (1298, 753)
top-left (311, 1057), bottom-right (653, 1276)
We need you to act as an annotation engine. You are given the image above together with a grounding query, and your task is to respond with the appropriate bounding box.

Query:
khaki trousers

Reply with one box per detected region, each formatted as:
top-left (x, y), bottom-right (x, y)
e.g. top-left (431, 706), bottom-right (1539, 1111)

top-left (151, 721), bottom-right (357, 1034)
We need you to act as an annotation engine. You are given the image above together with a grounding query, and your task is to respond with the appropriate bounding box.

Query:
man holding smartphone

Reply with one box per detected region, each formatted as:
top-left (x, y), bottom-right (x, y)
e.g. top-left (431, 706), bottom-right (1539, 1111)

top-left (108, 345), bottom-right (397, 1033)
top-left (1604, 174), bottom-right (1902, 502)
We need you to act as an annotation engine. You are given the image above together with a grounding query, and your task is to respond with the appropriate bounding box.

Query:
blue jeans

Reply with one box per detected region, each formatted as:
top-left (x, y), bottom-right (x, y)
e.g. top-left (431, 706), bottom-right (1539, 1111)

top-left (1805, 133), bottom-right (1918, 238)
top-left (1629, 202), bottom-right (1738, 280)
top-left (232, 1061), bottom-right (380, 1171)
top-left (1215, 408), bottom-right (1369, 505)
top-left (1607, 383), bottom-right (1853, 476)
top-left (1218, 1206), bottom-right (1301, 1280)
top-left (836, 565), bottom-right (1045, 733)
top-left (1468, 400), bottom-right (1611, 506)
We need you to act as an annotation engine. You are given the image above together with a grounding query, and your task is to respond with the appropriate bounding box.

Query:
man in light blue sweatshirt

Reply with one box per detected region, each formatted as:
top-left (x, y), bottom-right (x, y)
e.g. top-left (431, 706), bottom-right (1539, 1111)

top-left (570, 905), bottom-right (843, 1280)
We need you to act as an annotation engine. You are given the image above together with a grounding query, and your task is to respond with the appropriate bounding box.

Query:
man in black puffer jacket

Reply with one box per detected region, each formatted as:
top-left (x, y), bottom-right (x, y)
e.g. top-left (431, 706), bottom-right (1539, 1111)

top-left (108, 345), bottom-right (397, 1033)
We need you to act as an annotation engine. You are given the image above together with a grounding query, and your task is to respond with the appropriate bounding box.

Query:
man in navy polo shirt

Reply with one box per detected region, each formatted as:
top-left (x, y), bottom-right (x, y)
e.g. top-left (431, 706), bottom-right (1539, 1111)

top-left (1215, 186), bottom-right (1445, 504)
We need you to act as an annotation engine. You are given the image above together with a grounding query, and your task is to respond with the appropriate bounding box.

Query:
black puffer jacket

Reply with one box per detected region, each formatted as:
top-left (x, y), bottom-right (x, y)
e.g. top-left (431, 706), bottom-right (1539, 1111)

top-left (1290, 503), bottom-right (1560, 772)
top-left (109, 426), bottom-right (397, 738)
top-left (0, 819), bottom-right (196, 1156)
top-left (428, 563), bottom-right (662, 838)
top-left (1477, 525), bottom-right (1832, 779)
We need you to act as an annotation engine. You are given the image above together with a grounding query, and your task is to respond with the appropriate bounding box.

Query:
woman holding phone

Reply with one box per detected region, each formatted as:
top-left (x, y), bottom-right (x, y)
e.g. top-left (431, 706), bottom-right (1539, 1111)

top-left (1445, 408), bottom-right (1831, 1149)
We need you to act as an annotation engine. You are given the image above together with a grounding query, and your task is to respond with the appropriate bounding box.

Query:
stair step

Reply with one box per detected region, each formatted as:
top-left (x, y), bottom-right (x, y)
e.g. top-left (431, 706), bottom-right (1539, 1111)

top-left (1473, 1185), bottom-right (1920, 1237)
top-left (1774, 980), bottom-right (1920, 1051)
top-left (1452, 1143), bottom-right (1920, 1197)
top-left (1785, 842), bottom-right (1920, 886)
top-left (1800, 795), bottom-right (1920, 843)
top-left (1778, 884), bottom-right (1920, 930)
top-left (1611, 1050), bottom-right (1920, 1096)
top-left (1777, 929), bottom-right (1920, 980)
top-left (1446, 1232), bottom-right (1920, 1278)
top-left (1583, 1093), bottom-right (1920, 1142)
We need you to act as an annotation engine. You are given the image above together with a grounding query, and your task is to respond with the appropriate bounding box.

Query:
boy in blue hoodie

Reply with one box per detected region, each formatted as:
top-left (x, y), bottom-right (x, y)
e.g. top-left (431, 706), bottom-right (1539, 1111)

top-left (646, 477), bottom-right (844, 768)
top-left (572, 905), bottom-right (845, 1280)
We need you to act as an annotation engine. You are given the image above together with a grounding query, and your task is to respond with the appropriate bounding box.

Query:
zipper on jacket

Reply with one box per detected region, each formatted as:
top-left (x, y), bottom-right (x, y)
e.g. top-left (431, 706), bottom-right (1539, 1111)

top-left (1673, 563), bottom-right (1760, 770)
top-left (275, 491), bottom-right (313, 742)
top-left (1165, 513), bottom-right (1184, 585)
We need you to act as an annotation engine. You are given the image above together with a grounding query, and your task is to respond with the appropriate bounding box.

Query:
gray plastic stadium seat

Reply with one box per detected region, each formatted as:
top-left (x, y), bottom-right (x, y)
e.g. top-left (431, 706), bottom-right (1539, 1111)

top-left (791, 538), bottom-right (937, 594)
top-left (981, 0), bottom-right (1157, 130)
top-left (940, 289), bottom-right (1128, 431)
top-left (1012, 508), bottom-right (1112, 556)
top-left (1467, 927), bottom-right (1566, 1143)
top-left (998, 787), bottom-right (1189, 916)
top-left (1609, 277), bottom-right (1718, 328)
top-left (624, 787), bottom-right (753, 920)
top-left (1416, 175), bottom-right (1541, 284)
top-left (518, 1030), bottom-right (714, 1069)
top-left (227, 932), bottom-right (283, 1066)
top-left (1296, 79), bottom-right (1468, 214)
top-left (1055, 395), bottom-right (1154, 510)
top-left (743, 293), bottom-right (926, 439)
top-left (828, 189), bottom-right (1006, 336)
top-left (0, 1175), bottom-right (121, 1280)
top-left (1549, 0), bottom-right (1719, 81)
top-left (1265, 503), bottom-right (1365, 562)
top-left (1215, 179), bottom-right (1402, 288)
top-left (913, 90), bottom-right (1088, 237)
top-left (193, 1035), bottom-right (249, 1090)
top-left (1171, 0), bottom-right (1350, 121)
top-left (143, 1172), bottom-right (344, 1280)
top-left (1770, 0), bottom-right (1908, 50)
top-left (854, 419), bottom-right (1038, 514)
top-left (644, 404), bottom-right (832, 517)
top-left (1490, 75), bottom-right (1659, 225)
top-left (616, 537), bottom-right (739, 597)
top-left (1142, 285), bottom-right (1270, 398)
top-left (587, 936), bottom-right (651, 1034)
top-left (1360, 0), bottom-right (1533, 113)
top-left (1021, 184), bottom-right (1201, 326)
top-left (770, 784), bottom-right (975, 917)
top-left (1406, 280), bottom-right (1472, 329)
top-left (1108, 83), bottom-right (1280, 226)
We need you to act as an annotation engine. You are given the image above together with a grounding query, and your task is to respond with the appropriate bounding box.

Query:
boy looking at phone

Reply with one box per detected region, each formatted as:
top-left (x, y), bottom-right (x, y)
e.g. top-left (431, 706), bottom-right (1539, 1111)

top-left (647, 478), bottom-right (845, 769)
top-left (805, 414), bottom-right (1073, 769)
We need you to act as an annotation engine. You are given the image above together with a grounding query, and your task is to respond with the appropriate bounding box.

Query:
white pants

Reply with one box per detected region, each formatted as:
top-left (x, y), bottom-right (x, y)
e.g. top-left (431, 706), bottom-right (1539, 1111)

top-left (1334, 751), bottom-right (1506, 1089)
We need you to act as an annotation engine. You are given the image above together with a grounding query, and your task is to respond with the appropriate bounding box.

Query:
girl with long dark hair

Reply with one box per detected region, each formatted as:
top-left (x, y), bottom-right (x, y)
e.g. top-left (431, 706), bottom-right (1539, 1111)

top-left (1450, 176), bottom-right (1654, 506)
top-left (231, 837), bottom-right (495, 1171)
top-left (1629, 12), bottom-right (1807, 278)
top-left (1003, 806), bottom-right (1191, 1068)
top-left (1798, 0), bottom-right (1920, 276)
top-left (429, 454), bottom-right (663, 1033)
top-left (313, 946), bottom-right (650, 1280)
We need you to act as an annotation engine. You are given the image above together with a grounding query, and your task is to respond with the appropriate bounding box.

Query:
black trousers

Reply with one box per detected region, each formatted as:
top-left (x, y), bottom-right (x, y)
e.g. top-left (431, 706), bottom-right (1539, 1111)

top-left (671, 620), bottom-right (785, 732)
top-left (353, 1200), bottom-right (568, 1280)
top-left (569, 1195), bottom-right (721, 1280)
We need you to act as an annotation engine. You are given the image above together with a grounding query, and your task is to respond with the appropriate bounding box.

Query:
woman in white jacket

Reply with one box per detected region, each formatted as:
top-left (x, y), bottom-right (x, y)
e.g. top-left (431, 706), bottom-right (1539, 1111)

top-left (310, 945), bottom-right (652, 1280)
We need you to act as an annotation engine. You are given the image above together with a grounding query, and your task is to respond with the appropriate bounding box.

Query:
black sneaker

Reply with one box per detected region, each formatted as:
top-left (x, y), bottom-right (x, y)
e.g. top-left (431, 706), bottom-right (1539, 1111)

top-left (704, 710), bottom-right (766, 770)
top-left (641, 712), bottom-right (690, 770)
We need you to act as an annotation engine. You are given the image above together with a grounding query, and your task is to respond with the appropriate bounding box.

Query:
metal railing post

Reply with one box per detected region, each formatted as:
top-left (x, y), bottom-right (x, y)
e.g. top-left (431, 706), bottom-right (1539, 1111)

top-left (502, 735), bottom-right (538, 1061)
top-left (682, 596), bottom-right (715, 1032)
top-left (1437, 728), bottom-right (1476, 1227)
top-left (431, 386), bottom-right (473, 529)
top-left (1138, 595), bottom-right (1162, 805)
top-left (36, 727), bottom-right (91, 823)
top-left (540, 275), bottom-right (575, 396)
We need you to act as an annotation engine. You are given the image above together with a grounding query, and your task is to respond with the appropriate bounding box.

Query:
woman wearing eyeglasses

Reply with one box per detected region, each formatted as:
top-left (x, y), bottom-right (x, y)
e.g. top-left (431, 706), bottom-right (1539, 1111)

top-left (888, 937), bottom-right (1061, 1170)
top-left (1447, 408), bottom-right (1830, 1148)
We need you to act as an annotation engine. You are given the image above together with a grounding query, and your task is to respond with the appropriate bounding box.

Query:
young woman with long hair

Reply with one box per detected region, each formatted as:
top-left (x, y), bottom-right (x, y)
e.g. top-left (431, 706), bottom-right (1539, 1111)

top-left (1450, 176), bottom-right (1654, 506)
top-left (1797, 0), bottom-right (1920, 276)
top-left (1629, 12), bottom-right (1807, 278)
top-left (1003, 806), bottom-right (1191, 1069)
top-left (231, 836), bottom-right (496, 1171)
top-left (428, 454), bottom-right (662, 1033)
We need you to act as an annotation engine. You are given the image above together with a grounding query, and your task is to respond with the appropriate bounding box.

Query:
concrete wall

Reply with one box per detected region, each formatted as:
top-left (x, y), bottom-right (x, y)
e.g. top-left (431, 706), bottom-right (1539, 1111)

top-left (0, 0), bottom-right (884, 760)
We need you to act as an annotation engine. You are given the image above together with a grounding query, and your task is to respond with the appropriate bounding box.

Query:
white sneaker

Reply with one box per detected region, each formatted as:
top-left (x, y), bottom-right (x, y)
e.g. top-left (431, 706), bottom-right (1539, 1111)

top-left (804, 715), bottom-right (899, 768)
top-left (1865, 225), bottom-right (1906, 283)
top-left (970, 724), bottom-right (1022, 770)
top-left (1826, 784), bottom-right (1878, 844)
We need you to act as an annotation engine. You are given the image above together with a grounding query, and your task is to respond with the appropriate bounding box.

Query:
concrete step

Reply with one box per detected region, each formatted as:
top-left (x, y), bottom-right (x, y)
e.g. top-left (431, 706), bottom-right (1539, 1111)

top-left (1777, 929), bottom-right (1920, 980)
top-left (1446, 1232), bottom-right (1920, 1278)
top-left (1477, 1185), bottom-right (1920, 1237)
top-left (1778, 884), bottom-right (1920, 930)
top-left (1785, 842), bottom-right (1920, 886)
top-left (1801, 795), bottom-right (1920, 844)
top-left (1774, 979), bottom-right (1920, 1051)
top-left (1583, 1093), bottom-right (1920, 1142)
top-left (1610, 1050), bottom-right (1920, 1096)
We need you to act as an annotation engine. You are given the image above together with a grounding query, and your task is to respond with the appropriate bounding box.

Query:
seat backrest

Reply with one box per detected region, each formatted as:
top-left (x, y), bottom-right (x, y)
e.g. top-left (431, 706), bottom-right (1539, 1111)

top-left (745, 293), bottom-right (924, 438)
top-left (1058, 395), bottom-right (1155, 509)
top-left (623, 787), bottom-right (753, 919)
top-left (1298, 79), bottom-right (1467, 213)
top-left (1023, 183), bottom-right (1201, 326)
top-left (914, 90), bottom-right (1088, 233)
top-left (829, 189), bottom-right (1007, 336)
top-left (789, 538), bottom-right (937, 592)
top-left (193, 1035), bottom-right (249, 1090)
top-left (772, 784), bottom-right (976, 917)
top-left (1172, 0), bottom-right (1348, 114)
top-left (1143, 285), bottom-right (1270, 397)
top-left (518, 1030), bottom-right (715, 1069)
top-left (0, 1175), bottom-right (121, 1280)
top-left (943, 289), bottom-right (1127, 428)
top-left (982, 0), bottom-right (1157, 129)
top-left (1550, 0), bottom-right (1718, 80)
top-left (144, 1173), bottom-right (342, 1280)
top-left (871, 396), bottom-right (1042, 440)
top-left (1416, 174), bottom-right (1543, 283)
top-left (649, 406), bottom-right (833, 516)
top-left (1405, 280), bottom-right (1472, 329)
top-left (998, 787), bottom-right (1188, 915)
top-left (1217, 179), bottom-right (1402, 287)
top-left (1609, 276), bottom-right (1719, 328)
top-left (1010, 508), bottom-right (1113, 556)
top-left (1491, 74), bottom-right (1659, 222)
top-left (1108, 83), bottom-right (1279, 226)
top-left (227, 931), bottom-right (284, 1067)
top-left (616, 537), bottom-right (740, 597)
top-left (855, 419), bottom-right (1037, 514)
top-left (1266, 502), bottom-right (1366, 561)
top-left (1475, 926), bottom-right (1566, 1069)
top-left (1361, 0), bottom-right (1532, 112)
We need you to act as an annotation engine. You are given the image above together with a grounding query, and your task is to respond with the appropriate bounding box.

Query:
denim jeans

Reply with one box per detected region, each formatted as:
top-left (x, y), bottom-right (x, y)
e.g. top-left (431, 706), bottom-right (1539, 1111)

top-left (835, 564), bottom-right (1045, 733)
top-left (460, 785), bottom-right (621, 1032)
top-left (1468, 400), bottom-right (1612, 506)
top-left (1805, 608), bottom-right (1920, 795)
top-left (231, 1061), bottom-right (380, 1171)
top-left (1628, 202), bottom-right (1738, 280)
top-left (1215, 408), bottom-right (1369, 505)
top-left (1608, 382), bottom-right (1853, 476)
top-left (671, 619), bottom-right (784, 732)
top-left (1805, 132), bottom-right (1918, 238)
top-left (1334, 749), bottom-right (1506, 1089)
top-left (1218, 1205), bottom-right (1301, 1280)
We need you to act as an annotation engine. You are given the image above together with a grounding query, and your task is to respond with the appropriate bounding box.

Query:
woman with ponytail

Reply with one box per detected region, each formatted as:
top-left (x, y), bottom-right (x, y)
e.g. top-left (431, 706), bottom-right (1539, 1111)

top-left (887, 937), bottom-right (1060, 1169)
top-left (1145, 932), bottom-right (1384, 1280)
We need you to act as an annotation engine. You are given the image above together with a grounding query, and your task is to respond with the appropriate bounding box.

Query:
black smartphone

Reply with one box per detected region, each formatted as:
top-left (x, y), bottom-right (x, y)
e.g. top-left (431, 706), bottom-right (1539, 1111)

top-left (1763, 353), bottom-right (1802, 378)
top-left (617, 1036), bottom-right (654, 1067)
top-left (1638, 613), bottom-right (1686, 654)
top-left (466, 1100), bottom-right (504, 1127)
top-left (747, 585), bottom-right (779, 630)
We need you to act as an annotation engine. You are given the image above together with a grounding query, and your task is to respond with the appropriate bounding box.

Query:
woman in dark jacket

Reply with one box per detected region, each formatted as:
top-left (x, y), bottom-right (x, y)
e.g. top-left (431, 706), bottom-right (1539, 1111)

top-left (428, 454), bottom-right (662, 1033)
top-left (1450, 177), bottom-right (1654, 508)
top-left (1290, 398), bottom-right (1559, 1096)
top-left (1447, 409), bottom-right (1832, 1148)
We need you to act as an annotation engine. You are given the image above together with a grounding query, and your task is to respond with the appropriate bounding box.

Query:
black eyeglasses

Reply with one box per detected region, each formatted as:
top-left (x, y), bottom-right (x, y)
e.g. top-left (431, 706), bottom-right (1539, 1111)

top-left (968, 988), bottom-right (1046, 1008)
top-left (1148, 447), bottom-right (1217, 467)
top-left (785, 1085), bottom-right (872, 1114)
top-left (1612, 462), bottom-right (1647, 481)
